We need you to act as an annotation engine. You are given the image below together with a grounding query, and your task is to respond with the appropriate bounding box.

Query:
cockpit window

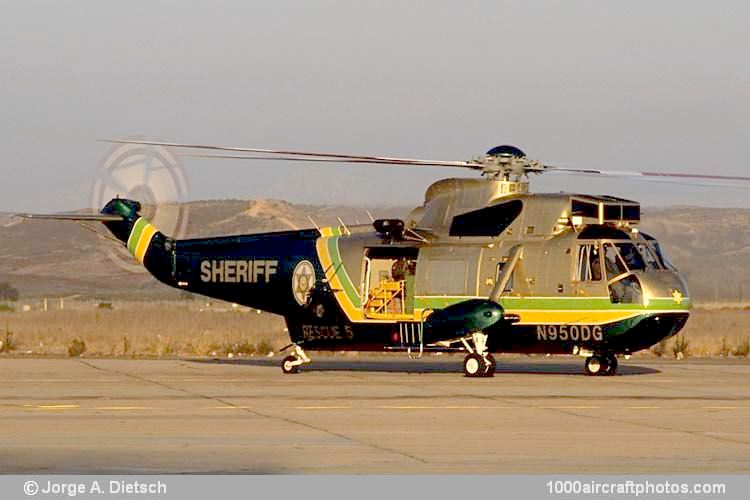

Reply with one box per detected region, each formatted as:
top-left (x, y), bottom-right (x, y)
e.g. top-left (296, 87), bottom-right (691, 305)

top-left (614, 243), bottom-right (645, 271)
top-left (639, 232), bottom-right (677, 271)
top-left (602, 243), bottom-right (628, 279)
top-left (609, 274), bottom-right (644, 304)
top-left (636, 242), bottom-right (662, 270)
top-left (651, 242), bottom-right (676, 271)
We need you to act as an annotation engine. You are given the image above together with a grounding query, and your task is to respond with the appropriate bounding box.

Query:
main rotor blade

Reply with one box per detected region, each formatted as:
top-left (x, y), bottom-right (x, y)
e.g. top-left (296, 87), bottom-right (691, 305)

top-left (15, 213), bottom-right (124, 221)
top-left (544, 165), bottom-right (750, 185)
top-left (183, 153), bottom-right (479, 168)
top-left (101, 138), bottom-right (482, 169)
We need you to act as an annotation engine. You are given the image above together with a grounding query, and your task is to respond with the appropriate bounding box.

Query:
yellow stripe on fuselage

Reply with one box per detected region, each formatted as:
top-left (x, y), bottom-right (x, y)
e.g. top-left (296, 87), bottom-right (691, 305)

top-left (506, 309), bottom-right (686, 325)
top-left (134, 223), bottom-right (157, 264)
top-left (315, 235), bottom-right (365, 321)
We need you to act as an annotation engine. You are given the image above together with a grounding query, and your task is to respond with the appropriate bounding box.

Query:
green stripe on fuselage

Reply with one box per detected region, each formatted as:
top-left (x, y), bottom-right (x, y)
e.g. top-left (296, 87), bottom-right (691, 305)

top-left (126, 217), bottom-right (149, 255)
top-left (414, 295), bottom-right (691, 312)
top-left (327, 236), bottom-right (362, 309)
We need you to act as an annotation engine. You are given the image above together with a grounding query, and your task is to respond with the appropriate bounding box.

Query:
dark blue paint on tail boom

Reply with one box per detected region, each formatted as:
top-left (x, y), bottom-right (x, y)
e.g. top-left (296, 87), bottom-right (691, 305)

top-left (172, 229), bottom-right (322, 315)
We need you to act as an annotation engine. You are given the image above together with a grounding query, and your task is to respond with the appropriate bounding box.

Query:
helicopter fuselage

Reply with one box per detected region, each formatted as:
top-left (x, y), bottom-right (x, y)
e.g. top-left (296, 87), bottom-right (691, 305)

top-left (101, 179), bottom-right (691, 363)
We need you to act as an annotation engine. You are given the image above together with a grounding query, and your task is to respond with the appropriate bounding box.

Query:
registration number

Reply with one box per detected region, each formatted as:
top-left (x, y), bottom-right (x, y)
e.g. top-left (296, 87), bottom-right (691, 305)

top-left (536, 325), bottom-right (603, 342)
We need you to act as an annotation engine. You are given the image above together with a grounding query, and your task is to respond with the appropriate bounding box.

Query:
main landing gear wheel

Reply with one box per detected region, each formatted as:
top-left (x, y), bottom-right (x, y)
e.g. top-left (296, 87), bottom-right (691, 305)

top-left (463, 353), bottom-right (485, 377)
top-left (584, 354), bottom-right (618, 376)
top-left (461, 331), bottom-right (495, 378)
top-left (485, 353), bottom-right (497, 376)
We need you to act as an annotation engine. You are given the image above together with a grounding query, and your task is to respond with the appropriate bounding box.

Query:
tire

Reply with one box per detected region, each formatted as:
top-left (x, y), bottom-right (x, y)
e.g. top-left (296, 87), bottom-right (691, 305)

top-left (463, 353), bottom-right (484, 377)
top-left (281, 355), bottom-right (299, 374)
top-left (484, 354), bottom-right (497, 377)
top-left (603, 354), bottom-right (618, 376)
top-left (584, 356), bottom-right (603, 376)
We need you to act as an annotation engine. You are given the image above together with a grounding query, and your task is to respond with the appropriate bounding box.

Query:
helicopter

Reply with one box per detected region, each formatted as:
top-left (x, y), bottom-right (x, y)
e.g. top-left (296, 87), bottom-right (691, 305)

top-left (19, 140), bottom-right (750, 377)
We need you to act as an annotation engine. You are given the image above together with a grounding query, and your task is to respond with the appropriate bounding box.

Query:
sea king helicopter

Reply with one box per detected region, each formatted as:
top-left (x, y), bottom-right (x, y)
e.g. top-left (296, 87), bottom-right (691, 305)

top-left (21, 140), bottom-right (750, 377)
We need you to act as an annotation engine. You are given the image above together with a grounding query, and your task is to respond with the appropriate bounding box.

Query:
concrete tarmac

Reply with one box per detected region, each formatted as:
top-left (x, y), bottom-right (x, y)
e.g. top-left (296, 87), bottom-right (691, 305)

top-left (2, 356), bottom-right (750, 473)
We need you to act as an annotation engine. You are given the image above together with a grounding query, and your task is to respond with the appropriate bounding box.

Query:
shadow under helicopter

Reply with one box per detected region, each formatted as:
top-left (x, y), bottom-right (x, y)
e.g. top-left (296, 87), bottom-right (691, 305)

top-left (193, 357), bottom-right (660, 376)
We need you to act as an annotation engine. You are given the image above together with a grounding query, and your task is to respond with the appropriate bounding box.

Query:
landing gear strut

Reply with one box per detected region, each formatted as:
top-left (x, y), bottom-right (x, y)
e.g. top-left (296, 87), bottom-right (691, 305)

top-left (280, 344), bottom-right (311, 374)
top-left (461, 332), bottom-right (495, 378)
top-left (584, 353), bottom-right (617, 376)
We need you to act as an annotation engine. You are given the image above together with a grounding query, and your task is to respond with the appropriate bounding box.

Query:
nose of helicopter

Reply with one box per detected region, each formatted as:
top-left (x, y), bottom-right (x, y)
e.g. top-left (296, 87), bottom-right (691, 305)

top-left (636, 270), bottom-right (691, 309)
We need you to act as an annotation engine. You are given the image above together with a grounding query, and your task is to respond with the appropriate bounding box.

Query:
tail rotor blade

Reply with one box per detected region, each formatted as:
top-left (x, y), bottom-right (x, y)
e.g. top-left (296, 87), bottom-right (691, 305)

top-left (15, 213), bottom-right (124, 222)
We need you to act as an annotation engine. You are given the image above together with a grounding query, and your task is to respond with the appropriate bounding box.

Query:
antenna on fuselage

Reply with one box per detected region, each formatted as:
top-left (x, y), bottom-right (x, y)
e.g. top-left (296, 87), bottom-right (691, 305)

top-left (336, 217), bottom-right (351, 236)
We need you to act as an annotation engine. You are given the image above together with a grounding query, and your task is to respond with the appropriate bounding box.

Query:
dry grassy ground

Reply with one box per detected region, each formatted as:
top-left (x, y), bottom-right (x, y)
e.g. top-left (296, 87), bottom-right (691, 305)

top-left (0, 302), bottom-right (286, 358)
top-left (0, 301), bottom-right (748, 359)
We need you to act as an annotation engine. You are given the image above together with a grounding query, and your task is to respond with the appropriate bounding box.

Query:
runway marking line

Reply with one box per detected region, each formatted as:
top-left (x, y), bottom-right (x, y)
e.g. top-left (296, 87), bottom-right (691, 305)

top-left (208, 405), bottom-right (256, 409)
top-left (35, 404), bottom-right (80, 409)
top-left (539, 406), bottom-right (601, 409)
top-left (295, 406), bottom-right (353, 410)
top-left (377, 405), bottom-right (513, 410)
top-left (93, 406), bottom-right (150, 411)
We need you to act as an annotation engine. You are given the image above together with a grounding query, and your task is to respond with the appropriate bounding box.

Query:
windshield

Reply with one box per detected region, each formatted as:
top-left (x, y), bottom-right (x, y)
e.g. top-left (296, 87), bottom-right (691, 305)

top-left (602, 240), bottom-right (667, 274)
top-left (614, 243), bottom-right (645, 271)
top-left (636, 242), bottom-right (662, 270)
top-left (603, 243), bottom-right (628, 279)
top-left (645, 239), bottom-right (676, 271)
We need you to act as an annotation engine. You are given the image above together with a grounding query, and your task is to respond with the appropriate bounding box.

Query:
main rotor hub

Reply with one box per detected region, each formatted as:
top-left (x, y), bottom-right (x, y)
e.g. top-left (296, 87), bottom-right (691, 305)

top-left (475, 144), bottom-right (544, 181)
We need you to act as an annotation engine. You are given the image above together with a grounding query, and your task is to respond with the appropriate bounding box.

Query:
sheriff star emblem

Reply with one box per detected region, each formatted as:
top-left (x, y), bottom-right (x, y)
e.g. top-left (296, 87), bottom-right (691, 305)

top-left (671, 289), bottom-right (684, 305)
top-left (292, 260), bottom-right (316, 305)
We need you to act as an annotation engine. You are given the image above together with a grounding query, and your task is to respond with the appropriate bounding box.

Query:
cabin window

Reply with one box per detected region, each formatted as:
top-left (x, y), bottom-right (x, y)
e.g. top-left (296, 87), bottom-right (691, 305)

top-left (449, 199), bottom-right (523, 237)
top-left (575, 243), bottom-right (602, 281)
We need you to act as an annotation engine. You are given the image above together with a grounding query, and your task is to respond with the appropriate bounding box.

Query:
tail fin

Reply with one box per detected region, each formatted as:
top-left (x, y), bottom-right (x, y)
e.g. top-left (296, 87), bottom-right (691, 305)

top-left (100, 198), bottom-right (174, 283)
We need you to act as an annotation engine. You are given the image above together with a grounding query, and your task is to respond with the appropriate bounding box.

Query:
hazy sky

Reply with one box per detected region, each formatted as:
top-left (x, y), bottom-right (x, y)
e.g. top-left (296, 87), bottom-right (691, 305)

top-left (1, 1), bottom-right (749, 212)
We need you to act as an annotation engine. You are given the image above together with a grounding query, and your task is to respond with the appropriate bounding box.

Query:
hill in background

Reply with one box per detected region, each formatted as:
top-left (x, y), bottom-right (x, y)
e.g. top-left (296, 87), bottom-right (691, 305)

top-left (1, 200), bottom-right (748, 303)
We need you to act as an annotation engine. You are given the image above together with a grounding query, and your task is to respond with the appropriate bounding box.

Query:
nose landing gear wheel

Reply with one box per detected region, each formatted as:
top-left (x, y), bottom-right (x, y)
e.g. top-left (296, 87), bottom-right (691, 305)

top-left (463, 353), bottom-right (484, 377)
top-left (584, 356), bottom-right (603, 376)
top-left (603, 354), bottom-right (618, 376)
top-left (584, 354), bottom-right (617, 376)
